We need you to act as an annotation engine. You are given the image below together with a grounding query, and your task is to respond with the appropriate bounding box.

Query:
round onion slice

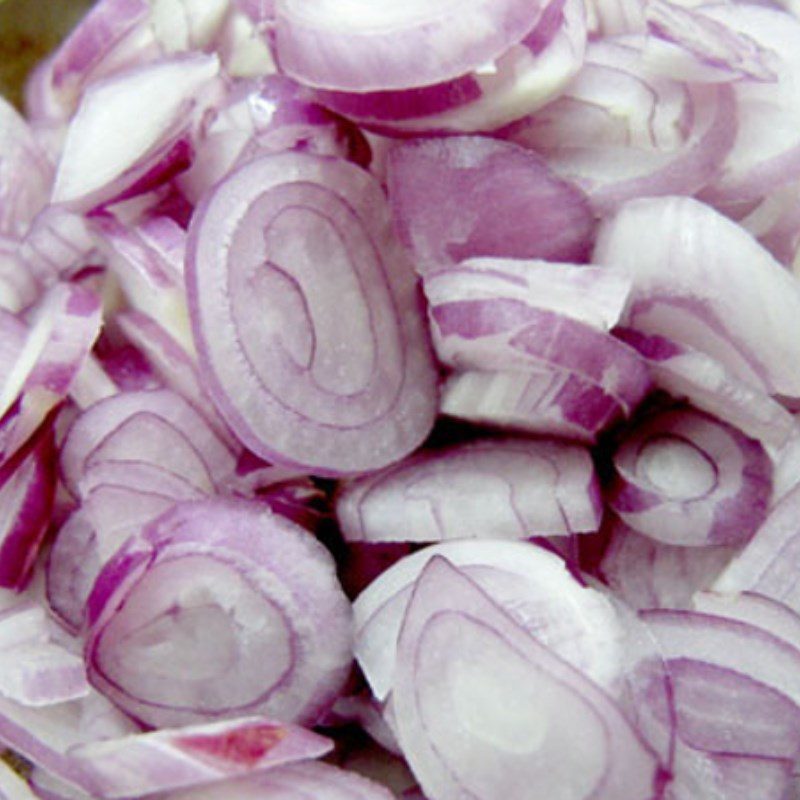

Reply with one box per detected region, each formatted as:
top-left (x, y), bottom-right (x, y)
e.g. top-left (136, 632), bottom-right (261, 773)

top-left (503, 40), bottom-right (736, 213)
top-left (163, 761), bottom-right (397, 800)
top-left (354, 540), bottom-right (625, 702)
top-left (423, 257), bottom-right (632, 332)
top-left (313, 0), bottom-right (587, 135)
top-left (85, 498), bottom-right (353, 728)
top-left (68, 717), bottom-right (333, 799)
top-left (336, 437), bottom-right (601, 543)
top-left (440, 367), bottom-right (641, 442)
top-left (616, 329), bottom-right (795, 450)
top-left (608, 405), bottom-right (772, 547)
top-left (387, 136), bottom-right (594, 273)
top-left (186, 152), bottom-right (437, 475)
top-left (600, 519), bottom-right (736, 611)
top-left (274, 0), bottom-right (546, 92)
top-left (593, 195), bottom-right (800, 399)
top-left (60, 389), bottom-right (236, 497)
top-left (392, 556), bottom-right (662, 800)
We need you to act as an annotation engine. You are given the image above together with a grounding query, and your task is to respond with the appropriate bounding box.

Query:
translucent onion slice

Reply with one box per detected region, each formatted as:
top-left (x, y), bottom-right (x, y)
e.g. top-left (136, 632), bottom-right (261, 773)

top-left (387, 136), bottom-right (594, 273)
top-left (608, 405), bottom-right (772, 547)
top-left (392, 557), bottom-right (662, 800)
top-left (68, 717), bottom-right (333, 799)
top-left (85, 498), bottom-right (353, 728)
top-left (353, 540), bottom-right (625, 702)
top-left (186, 152), bottom-right (438, 475)
top-left (336, 437), bottom-right (601, 543)
top-left (593, 195), bottom-right (800, 399)
top-left (274, 0), bottom-right (547, 92)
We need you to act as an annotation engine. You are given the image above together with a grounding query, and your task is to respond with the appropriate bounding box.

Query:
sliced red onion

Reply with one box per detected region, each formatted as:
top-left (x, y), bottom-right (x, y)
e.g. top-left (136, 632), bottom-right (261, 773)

top-left (0, 760), bottom-right (39, 799)
top-left (608, 405), bottom-right (772, 547)
top-left (274, 0), bottom-right (547, 92)
top-left (772, 425), bottom-right (800, 503)
top-left (354, 540), bottom-right (625, 702)
top-left (391, 556), bottom-right (662, 800)
top-left (697, 5), bottom-right (800, 207)
top-left (68, 717), bottom-right (332, 798)
top-left (0, 98), bottom-right (54, 239)
top-left (312, 0), bottom-right (587, 135)
top-left (430, 302), bottom-right (650, 409)
top-left (600, 520), bottom-right (736, 611)
top-left (616, 329), bottom-right (795, 450)
top-left (502, 40), bottom-right (736, 213)
top-left (594, 195), bottom-right (800, 399)
top-left (0, 242), bottom-right (40, 314)
top-left (423, 258), bottom-right (632, 332)
top-left (217, 3), bottom-right (278, 79)
top-left (712, 483), bottom-right (800, 610)
top-left (186, 152), bottom-right (437, 475)
top-left (440, 368), bottom-right (640, 442)
top-left (162, 761), bottom-right (397, 800)
top-left (583, 0), bottom-right (646, 37)
top-left (0, 429), bottom-right (57, 591)
top-left (738, 179), bottom-right (800, 268)
top-left (387, 136), bottom-right (594, 273)
top-left (643, 0), bottom-right (777, 84)
top-left (60, 389), bottom-right (237, 497)
top-left (178, 75), bottom-right (369, 205)
top-left (52, 54), bottom-right (221, 212)
top-left (336, 437), bottom-right (600, 543)
top-left (85, 498), bottom-right (353, 728)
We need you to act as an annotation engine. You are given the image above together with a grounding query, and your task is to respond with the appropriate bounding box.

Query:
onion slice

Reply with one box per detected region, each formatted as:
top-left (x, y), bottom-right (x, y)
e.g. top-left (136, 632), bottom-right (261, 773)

top-left (336, 437), bottom-right (601, 543)
top-left (186, 152), bottom-right (438, 475)
top-left (392, 556), bottom-right (662, 800)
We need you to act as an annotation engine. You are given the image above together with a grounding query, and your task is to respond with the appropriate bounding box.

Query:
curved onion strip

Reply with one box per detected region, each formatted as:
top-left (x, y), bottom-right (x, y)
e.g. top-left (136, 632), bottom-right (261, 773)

top-left (0, 759), bottom-right (39, 799)
top-left (387, 136), bottom-right (594, 273)
top-left (392, 557), bottom-right (662, 800)
top-left (314, 0), bottom-right (587, 135)
top-left (423, 258), bottom-right (632, 332)
top-left (616, 329), bottom-right (795, 450)
top-left (600, 519), bottom-right (736, 611)
top-left (353, 540), bottom-right (625, 701)
top-left (60, 389), bottom-right (236, 496)
top-left (697, 5), bottom-right (800, 206)
top-left (164, 761), bottom-right (397, 800)
top-left (503, 40), bottom-right (736, 213)
top-left (52, 54), bottom-right (221, 211)
top-left (431, 301), bottom-right (650, 412)
top-left (608, 405), bottom-right (772, 547)
top-left (336, 437), bottom-right (601, 543)
top-left (68, 717), bottom-right (332, 799)
top-left (274, 0), bottom-right (546, 92)
top-left (85, 498), bottom-right (353, 728)
top-left (186, 152), bottom-right (438, 475)
top-left (594, 195), bottom-right (800, 399)
top-left (440, 367), bottom-right (637, 442)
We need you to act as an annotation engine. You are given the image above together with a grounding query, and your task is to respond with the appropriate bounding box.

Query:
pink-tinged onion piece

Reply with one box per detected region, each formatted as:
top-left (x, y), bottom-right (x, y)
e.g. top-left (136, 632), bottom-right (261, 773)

top-left (608, 405), bottom-right (771, 547)
top-left (0, 759), bottom-right (39, 799)
top-left (387, 136), bottom-right (594, 273)
top-left (697, 4), bottom-right (800, 207)
top-left (312, 0), bottom-right (587, 135)
top-left (68, 716), bottom-right (333, 799)
top-left (392, 557), bottom-right (662, 800)
top-left (0, 98), bottom-right (54, 239)
top-left (60, 389), bottom-right (237, 497)
top-left (616, 329), bottom-right (795, 451)
top-left (0, 428), bottom-right (57, 590)
top-left (336, 437), bottom-right (601, 543)
top-left (502, 40), bottom-right (736, 214)
top-left (423, 258), bottom-right (632, 332)
top-left (52, 54), bottom-right (221, 212)
top-left (85, 498), bottom-right (353, 728)
top-left (440, 368), bottom-right (640, 442)
top-left (600, 519), bottom-right (735, 611)
top-left (274, 0), bottom-right (547, 92)
top-left (594, 195), bottom-right (800, 399)
top-left (354, 540), bottom-right (625, 702)
top-left (163, 761), bottom-right (398, 800)
top-left (186, 152), bottom-right (437, 476)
